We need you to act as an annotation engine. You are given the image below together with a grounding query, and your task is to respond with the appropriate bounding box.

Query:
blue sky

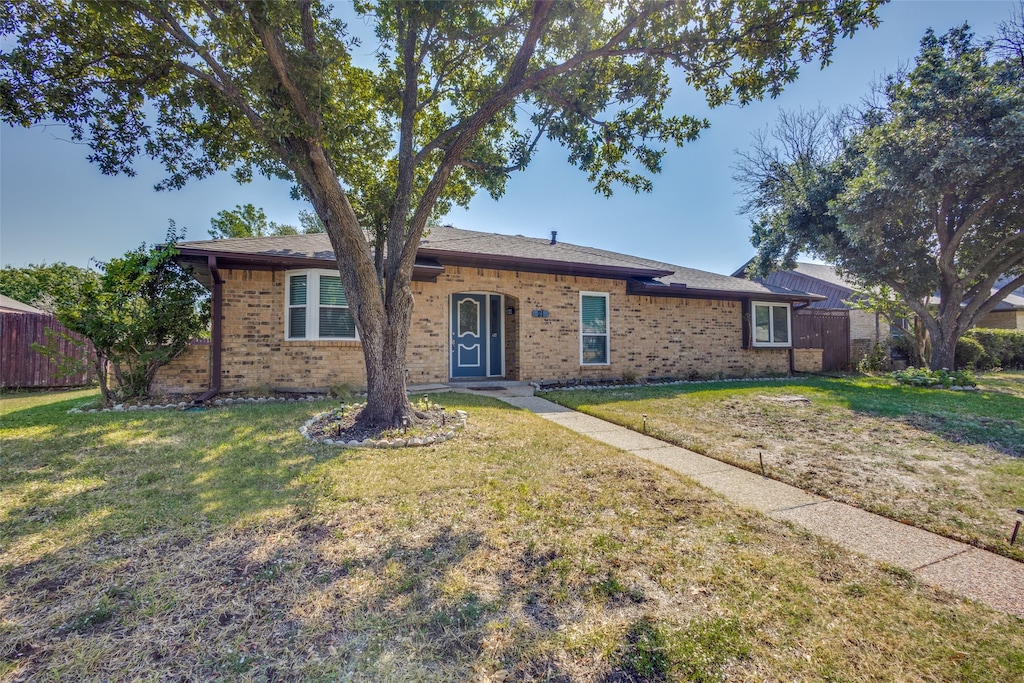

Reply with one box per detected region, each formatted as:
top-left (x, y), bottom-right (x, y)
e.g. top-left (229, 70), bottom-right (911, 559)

top-left (0, 1), bottom-right (1015, 274)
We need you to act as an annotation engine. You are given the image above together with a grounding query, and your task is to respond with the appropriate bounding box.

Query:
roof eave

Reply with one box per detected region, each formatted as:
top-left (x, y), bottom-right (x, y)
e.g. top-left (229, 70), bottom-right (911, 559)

top-left (627, 278), bottom-right (826, 303)
top-left (176, 245), bottom-right (675, 281)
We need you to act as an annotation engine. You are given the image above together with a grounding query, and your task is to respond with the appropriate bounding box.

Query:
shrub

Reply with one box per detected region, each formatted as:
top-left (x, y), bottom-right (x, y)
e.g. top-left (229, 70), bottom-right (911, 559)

top-left (963, 328), bottom-right (1024, 369)
top-left (857, 342), bottom-right (890, 373)
top-left (43, 222), bottom-right (209, 404)
top-left (954, 336), bottom-right (985, 369)
top-left (892, 367), bottom-right (976, 389)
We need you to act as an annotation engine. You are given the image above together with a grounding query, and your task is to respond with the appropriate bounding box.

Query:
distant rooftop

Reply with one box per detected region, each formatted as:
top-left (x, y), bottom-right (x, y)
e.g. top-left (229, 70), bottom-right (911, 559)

top-left (0, 294), bottom-right (45, 314)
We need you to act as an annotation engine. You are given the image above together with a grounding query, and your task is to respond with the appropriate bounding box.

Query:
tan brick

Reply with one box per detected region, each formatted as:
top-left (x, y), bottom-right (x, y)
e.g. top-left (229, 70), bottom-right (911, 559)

top-left (154, 266), bottom-right (792, 393)
top-left (977, 310), bottom-right (1024, 329)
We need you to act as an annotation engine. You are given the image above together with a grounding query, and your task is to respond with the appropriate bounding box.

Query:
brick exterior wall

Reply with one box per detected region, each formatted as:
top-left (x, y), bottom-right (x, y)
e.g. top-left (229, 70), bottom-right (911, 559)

top-left (977, 310), bottom-right (1024, 330)
top-left (793, 348), bottom-right (823, 373)
top-left (153, 265), bottom-right (791, 394)
top-left (850, 309), bottom-right (890, 345)
top-left (849, 309), bottom-right (893, 365)
top-left (150, 340), bottom-right (210, 395)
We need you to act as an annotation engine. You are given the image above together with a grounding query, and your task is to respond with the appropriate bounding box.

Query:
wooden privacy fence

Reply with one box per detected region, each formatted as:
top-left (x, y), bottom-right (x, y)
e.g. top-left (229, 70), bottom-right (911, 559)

top-left (0, 311), bottom-right (95, 388)
top-left (793, 309), bottom-right (850, 372)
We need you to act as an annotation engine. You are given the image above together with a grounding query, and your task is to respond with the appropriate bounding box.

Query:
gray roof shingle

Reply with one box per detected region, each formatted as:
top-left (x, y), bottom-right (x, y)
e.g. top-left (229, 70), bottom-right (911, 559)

top-left (177, 225), bottom-right (819, 300)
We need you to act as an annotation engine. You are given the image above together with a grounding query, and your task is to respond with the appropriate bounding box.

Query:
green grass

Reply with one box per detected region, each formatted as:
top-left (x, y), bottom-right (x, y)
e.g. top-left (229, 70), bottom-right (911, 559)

top-left (541, 371), bottom-right (1024, 561)
top-left (2, 388), bottom-right (1023, 681)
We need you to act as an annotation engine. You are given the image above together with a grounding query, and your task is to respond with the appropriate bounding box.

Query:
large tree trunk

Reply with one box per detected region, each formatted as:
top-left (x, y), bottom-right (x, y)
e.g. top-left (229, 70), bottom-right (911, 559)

top-left (926, 295), bottom-right (965, 371)
top-left (358, 285), bottom-right (416, 428)
top-left (928, 331), bottom-right (959, 371)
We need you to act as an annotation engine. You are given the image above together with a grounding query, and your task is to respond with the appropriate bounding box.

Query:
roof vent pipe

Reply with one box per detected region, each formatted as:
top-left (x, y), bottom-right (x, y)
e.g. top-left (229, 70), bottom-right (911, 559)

top-left (550, 230), bottom-right (557, 245)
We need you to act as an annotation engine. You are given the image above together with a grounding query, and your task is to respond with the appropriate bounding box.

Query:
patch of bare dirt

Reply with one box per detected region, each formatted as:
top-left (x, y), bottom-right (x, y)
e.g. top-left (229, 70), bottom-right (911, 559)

top-left (304, 402), bottom-right (462, 443)
top-left (651, 395), bottom-right (1023, 561)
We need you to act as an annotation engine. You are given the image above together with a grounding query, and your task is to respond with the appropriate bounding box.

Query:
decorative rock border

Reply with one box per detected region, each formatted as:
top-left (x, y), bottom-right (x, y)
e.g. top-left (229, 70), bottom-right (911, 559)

top-left (67, 394), bottom-right (331, 414)
top-left (300, 405), bottom-right (468, 449)
top-left (533, 375), bottom-right (813, 392)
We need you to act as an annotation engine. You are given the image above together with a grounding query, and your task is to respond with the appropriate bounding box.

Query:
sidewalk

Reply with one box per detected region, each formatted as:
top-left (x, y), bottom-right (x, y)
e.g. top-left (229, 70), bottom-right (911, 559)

top-left (462, 387), bottom-right (1024, 618)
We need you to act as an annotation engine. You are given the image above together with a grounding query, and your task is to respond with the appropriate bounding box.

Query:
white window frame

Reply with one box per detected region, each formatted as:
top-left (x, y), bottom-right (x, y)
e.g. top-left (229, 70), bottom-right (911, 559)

top-left (580, 291), bottom-right (610, 366)
top-left (751, 301), bottom-right (792, 348)
top-left (285, 269), bottom-right (359, 341)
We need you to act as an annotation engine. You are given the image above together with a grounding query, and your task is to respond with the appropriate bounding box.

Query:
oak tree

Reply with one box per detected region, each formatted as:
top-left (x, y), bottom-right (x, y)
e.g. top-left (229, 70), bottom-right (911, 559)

top-left (1, 0), bottom-right (883, 427)
top-left (738, 25), bottom-right (1024, 370)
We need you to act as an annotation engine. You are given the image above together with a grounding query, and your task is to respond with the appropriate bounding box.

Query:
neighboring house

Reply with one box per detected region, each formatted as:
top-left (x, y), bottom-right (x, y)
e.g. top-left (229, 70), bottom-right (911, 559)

top-left (978, 277), bottom-right (1024, 329)
top-left (152, 226), bottom-right (824, 396)
top-left (0, 294), bottom-right (46, 314)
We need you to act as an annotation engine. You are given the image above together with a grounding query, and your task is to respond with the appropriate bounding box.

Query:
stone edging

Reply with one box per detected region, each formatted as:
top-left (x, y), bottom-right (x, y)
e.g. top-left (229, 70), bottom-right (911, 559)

top-left (300, 405), bottom-right (468, 449)
top-left (67, 395), bottom-right (330, 414)
top-left (532, 375), bottom-right (813, 392)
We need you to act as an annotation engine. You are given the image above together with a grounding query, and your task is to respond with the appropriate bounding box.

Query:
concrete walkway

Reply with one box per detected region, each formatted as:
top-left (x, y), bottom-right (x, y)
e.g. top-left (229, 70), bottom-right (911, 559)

top-left (454, 385), bottom-right (1024, 618)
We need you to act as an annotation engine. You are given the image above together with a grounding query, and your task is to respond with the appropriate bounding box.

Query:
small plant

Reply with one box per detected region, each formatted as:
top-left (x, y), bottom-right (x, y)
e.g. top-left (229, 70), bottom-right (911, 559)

top-left (620, 369), bottom-right (639, 385)
top-left (328, 382), bottom-right (358, 402)
top-left (857, 342), bottom-right (889, 373)
top-left (411, 394), bottom-right (441, 413)
top-left (891, 367), bottom-right (976, 389)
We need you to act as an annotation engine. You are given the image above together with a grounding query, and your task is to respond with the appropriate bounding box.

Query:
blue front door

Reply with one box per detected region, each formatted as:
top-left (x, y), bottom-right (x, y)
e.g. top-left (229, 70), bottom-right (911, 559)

top-left (451, 293), bottom-right (496, 378)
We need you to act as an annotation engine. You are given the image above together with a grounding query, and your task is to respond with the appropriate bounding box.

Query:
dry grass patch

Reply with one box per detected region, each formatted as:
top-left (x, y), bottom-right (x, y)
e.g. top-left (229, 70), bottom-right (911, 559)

top-left (2, 388), bottom-right (1023, 681)
top-left (542, 372), bottom-right (1024, 563)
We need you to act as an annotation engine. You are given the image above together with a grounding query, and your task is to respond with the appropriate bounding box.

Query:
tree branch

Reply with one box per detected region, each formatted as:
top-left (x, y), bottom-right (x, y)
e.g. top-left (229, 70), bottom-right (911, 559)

top-left (248, 9), bottom-right (321, 135)
top-left (298, 0), bottom-right (317, 55)
top-left (946, 190), bottom-right (1007, 262)
top-left (963, 271), bottom-right (1024, 326)
top-left (963, 229), bottom-right (1024, 286)
top-left (128, 3), bottom-right (281, 157)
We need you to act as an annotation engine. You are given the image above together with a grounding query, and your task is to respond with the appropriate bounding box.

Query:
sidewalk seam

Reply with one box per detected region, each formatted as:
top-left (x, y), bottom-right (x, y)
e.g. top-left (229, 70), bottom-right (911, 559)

top-left (911, 548), bottom-right (971, 573)
top-left (770, 501), bottom-right (826, 513)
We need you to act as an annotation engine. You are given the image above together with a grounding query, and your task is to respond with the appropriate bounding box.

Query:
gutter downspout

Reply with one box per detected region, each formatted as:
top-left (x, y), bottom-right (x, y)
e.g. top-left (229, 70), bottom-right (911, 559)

top-left (194, 255), bottom-right (223, 403)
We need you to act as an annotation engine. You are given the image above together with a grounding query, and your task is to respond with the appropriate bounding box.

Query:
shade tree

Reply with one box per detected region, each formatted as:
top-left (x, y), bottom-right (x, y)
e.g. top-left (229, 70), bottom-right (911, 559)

top-left (1, 0), bottom-right (884, 427)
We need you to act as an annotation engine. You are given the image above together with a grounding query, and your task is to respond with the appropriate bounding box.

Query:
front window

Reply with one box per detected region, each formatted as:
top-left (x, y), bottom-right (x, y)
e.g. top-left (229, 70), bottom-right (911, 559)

top-left (752, 302), bottom-right (791, 347)
top-left (286, 270), bottom-right (357, 340)
top-left (581, 292), bottom-right (609, 365)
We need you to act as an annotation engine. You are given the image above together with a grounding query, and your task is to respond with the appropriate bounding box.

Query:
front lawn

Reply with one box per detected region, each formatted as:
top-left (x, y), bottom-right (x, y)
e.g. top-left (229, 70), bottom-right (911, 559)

top-left (2, 389), bottom-right (1022, 681)
top-left (542, 372), bottom-right (1024, 563)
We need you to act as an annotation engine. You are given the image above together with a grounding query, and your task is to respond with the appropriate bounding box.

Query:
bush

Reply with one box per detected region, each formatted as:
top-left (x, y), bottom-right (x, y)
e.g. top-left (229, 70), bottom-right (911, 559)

top-left (954, 336), bottom-right (985, 369)
top-left (46, 222), bottom-right (209, 404)
top-left (892, 367), bottom-right (976, 389)
top-left (962, 329), bottom-right (1024, 370)
top-left (857, 342), bottom-right (889, 373)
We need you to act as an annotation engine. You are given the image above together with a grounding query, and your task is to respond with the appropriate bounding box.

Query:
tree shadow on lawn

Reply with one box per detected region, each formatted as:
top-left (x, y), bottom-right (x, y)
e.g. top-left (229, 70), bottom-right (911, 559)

top-left (0, 390), bottom-right (648, 680)
top-left (2, 519), bottom-right (490, 678)
top-left (543, 377), bottom-right (1024, 457)
top-left (0, 393), bottom-right (518, 576)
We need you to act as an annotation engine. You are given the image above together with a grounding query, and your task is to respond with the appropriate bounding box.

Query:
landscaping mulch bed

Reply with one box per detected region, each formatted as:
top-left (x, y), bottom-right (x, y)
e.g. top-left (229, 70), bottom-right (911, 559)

top-left (302, 402), bottom-right (466, 446)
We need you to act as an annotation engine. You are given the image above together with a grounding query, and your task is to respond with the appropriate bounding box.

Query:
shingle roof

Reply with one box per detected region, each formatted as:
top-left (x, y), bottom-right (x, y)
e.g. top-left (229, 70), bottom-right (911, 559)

top-left (176, 225), bottom-right (820, 301)
top-left (791, 262), bottom-right (859, 290)
top-left (733, 259), bottom-right (1024, 311)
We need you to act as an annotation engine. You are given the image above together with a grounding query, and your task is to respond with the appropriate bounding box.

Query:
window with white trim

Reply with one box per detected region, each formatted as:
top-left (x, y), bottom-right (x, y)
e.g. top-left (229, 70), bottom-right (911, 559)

top-left (580, 292), bottom-right (609, 365)
top-left (752, 301), bottom-right (791, 347)
top-left (286, 270), bottom-right (357, 340)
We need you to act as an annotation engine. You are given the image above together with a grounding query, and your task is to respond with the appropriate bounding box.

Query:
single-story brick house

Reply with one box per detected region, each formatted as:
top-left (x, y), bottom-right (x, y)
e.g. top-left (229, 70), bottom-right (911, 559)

top-left (153, 226), bottom-right (824, 396)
